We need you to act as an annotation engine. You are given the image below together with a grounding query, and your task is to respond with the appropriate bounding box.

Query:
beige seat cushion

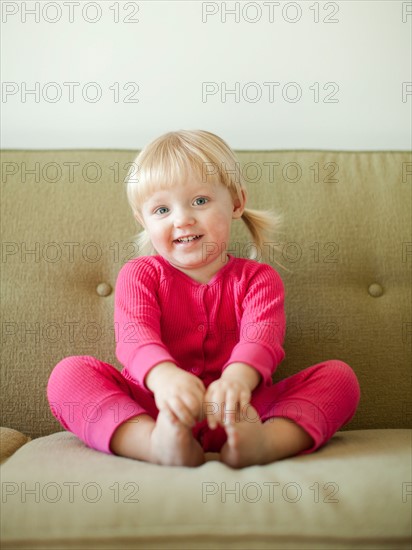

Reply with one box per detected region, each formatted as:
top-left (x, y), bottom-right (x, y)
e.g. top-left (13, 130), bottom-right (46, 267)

top-left (1, 429), bottom-right (411, 549)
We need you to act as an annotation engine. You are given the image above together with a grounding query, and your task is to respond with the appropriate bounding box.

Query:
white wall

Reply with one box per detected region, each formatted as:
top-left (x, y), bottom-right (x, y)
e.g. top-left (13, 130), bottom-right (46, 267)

top-left (1, 0), bottom-right (411, 150)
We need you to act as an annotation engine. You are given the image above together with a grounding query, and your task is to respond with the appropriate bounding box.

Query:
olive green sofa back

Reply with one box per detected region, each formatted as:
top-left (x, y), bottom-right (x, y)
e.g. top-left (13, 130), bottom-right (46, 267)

top-left (1, 150), bottom-right (411, 438)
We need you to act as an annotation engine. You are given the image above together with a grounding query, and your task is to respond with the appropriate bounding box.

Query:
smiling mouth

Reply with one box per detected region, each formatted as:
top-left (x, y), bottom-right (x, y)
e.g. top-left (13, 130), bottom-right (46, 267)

top-left (173, 235), bottom-right (203, 244)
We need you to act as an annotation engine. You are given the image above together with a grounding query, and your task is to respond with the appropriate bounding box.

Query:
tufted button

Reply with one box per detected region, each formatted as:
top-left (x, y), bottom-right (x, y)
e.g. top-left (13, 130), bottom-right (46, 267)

top-left (368, 283), bottom-right (384, 298)
top-left (96, 282), bottom-right (112, 297)
top-left (198, 324), bottom-right (205, 331)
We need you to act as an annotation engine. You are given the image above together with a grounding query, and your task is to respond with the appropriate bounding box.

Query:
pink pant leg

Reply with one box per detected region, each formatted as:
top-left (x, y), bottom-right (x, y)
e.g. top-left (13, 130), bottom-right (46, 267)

top-left (200, 360), bottom-right (360, 455)
top-left (252, 359), bottom-right (361, 456)
top-left (46, 355), bottom-right (158, 455)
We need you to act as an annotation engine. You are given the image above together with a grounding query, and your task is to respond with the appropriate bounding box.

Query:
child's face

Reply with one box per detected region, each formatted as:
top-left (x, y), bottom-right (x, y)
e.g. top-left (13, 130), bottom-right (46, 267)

top-left (137, 174), bottom-right (246, 283)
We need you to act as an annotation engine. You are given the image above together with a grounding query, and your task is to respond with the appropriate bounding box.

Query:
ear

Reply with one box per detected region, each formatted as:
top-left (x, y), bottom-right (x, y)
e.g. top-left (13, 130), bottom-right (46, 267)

top-left (232, 188), bottom-right (247, 220)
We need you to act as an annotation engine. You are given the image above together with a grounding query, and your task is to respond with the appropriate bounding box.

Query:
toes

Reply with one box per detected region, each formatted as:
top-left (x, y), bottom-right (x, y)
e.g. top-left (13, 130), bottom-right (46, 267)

top-left (220, 427), bottom-right (243, 468)
top-left (219, 416), bottom-right (263, 469)
top-left (223, 409), bottom-right (239, 426)
top-left (225, 424), bottom-right (239, 446)
top-left (220, 445), bottom-right (242, 469)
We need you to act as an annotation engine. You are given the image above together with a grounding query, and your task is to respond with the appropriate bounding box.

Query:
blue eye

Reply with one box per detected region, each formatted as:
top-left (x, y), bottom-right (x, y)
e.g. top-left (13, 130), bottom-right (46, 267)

top-left (154, 207), bottom-right (168, 215)
top-left (194, 197), bottom-right (208, 205)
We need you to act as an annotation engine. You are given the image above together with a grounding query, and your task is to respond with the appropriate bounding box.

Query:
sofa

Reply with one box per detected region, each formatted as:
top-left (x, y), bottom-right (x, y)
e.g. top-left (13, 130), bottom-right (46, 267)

top-left (1, 148), bottom-right (411, 550)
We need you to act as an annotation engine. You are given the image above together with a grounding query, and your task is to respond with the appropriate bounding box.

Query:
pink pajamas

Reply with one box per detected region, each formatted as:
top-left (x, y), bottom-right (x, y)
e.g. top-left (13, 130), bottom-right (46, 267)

top-left (47, 354), bottom-right (360, 455)
top-left (47, 254), bottom-right (360, 457)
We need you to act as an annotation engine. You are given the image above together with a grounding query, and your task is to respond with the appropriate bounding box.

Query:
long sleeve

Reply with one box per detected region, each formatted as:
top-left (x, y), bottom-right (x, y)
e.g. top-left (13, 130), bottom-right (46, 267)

top-left (114, 259), bottom-right (179, 389)
top-left (221, 265), bottom-right (286, 387)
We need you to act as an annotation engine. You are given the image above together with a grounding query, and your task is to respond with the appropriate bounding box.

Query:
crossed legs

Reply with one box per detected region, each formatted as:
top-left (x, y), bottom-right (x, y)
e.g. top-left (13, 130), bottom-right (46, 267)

top-left (48, 356), bottom-right (360, 468)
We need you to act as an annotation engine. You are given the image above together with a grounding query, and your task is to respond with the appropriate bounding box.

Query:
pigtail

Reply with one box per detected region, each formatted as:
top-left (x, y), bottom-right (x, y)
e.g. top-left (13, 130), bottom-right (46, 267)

top-left (240, 207), bottom-right (290, 272)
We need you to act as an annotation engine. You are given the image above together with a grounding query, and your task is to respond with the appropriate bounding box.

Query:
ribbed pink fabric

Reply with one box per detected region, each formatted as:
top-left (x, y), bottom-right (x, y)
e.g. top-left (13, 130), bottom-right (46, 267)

top-left (47, 254), bottom-right (361, 456)
top-left (114, 254), bottom-right (286, 391)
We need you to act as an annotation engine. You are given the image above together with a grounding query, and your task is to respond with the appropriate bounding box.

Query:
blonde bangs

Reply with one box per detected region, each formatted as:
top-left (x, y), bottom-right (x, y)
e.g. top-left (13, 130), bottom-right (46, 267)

top-left (126, 130), bottom-right (244, 216)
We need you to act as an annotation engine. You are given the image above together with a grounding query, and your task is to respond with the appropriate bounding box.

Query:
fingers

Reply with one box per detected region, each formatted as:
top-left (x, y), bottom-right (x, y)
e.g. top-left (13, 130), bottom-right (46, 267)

top-left (163, 403), bottom-right (179, 424)
top-left (154, 370), bottom-right (206, 428)
top-left (164, 389), bottom-right (204, 428)
top-left (204, 382), bottom-right (251, 430)
top-left (193, 376), bottom-right (206, 393)
top-left (165, 396), bottom-right (194, 427)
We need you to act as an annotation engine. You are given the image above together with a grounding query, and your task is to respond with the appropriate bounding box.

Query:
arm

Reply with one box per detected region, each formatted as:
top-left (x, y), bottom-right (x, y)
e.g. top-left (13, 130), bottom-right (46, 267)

top-left (144, 361), bottom-right (180, 392)
top-left (115, 261), bottom-right (206, 426)
top-left (221, 264), bottom-right (286, 388)
top-left (114, 259), bottom-right (180, 390)
top-left (220, 362), bottom-right (262, 392)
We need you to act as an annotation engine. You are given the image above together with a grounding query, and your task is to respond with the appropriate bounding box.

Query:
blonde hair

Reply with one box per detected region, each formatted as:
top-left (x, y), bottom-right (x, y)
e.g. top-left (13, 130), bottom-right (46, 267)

top-left (125, 129), bottom-right (287, 268)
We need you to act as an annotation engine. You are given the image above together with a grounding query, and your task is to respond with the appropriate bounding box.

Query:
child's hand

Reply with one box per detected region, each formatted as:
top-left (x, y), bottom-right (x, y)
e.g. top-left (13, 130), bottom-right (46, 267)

top-left (203, 378), bottom-right (251, 430)
top-left (153, 368), bottom-right (206, 429)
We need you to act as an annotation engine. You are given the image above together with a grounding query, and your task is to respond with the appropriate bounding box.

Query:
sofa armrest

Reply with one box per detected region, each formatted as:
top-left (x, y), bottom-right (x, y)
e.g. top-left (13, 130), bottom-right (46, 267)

top-left (0, 427), bottom-right (32, 465)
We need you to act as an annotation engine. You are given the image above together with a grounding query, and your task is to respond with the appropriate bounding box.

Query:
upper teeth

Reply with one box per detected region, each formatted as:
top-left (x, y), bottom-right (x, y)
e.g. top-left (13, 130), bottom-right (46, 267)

top-left (176, 235), bottom-right (199, 243)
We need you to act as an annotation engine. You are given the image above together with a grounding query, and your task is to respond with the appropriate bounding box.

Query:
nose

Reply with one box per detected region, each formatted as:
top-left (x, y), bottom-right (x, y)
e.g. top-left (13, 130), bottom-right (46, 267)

top-left (173, 206), bottom-right (196, 228)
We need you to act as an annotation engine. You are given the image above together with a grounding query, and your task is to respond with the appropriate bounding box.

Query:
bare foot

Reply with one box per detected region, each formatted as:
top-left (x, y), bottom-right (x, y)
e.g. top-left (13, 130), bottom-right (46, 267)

top-left (149, 409), bottom-right (206, 467)
top-left (219, 405), bottom-right (271, 468)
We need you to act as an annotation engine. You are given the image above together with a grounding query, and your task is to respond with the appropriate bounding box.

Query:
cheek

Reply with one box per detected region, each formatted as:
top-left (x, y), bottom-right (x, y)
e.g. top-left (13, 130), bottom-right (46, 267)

top-left (208, 211), bottom-right (231, 231)
top-left (147, 224), bottom-right (172, 244)
top-left (144, 223), bottom-right (159, 240)
top-left (151, 229), bottom-right (164, 242)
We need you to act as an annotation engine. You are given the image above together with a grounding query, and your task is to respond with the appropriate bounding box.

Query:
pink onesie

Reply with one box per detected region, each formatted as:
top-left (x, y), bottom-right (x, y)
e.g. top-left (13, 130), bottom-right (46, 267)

top-left (47, 254), bottom-right (361, 455)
